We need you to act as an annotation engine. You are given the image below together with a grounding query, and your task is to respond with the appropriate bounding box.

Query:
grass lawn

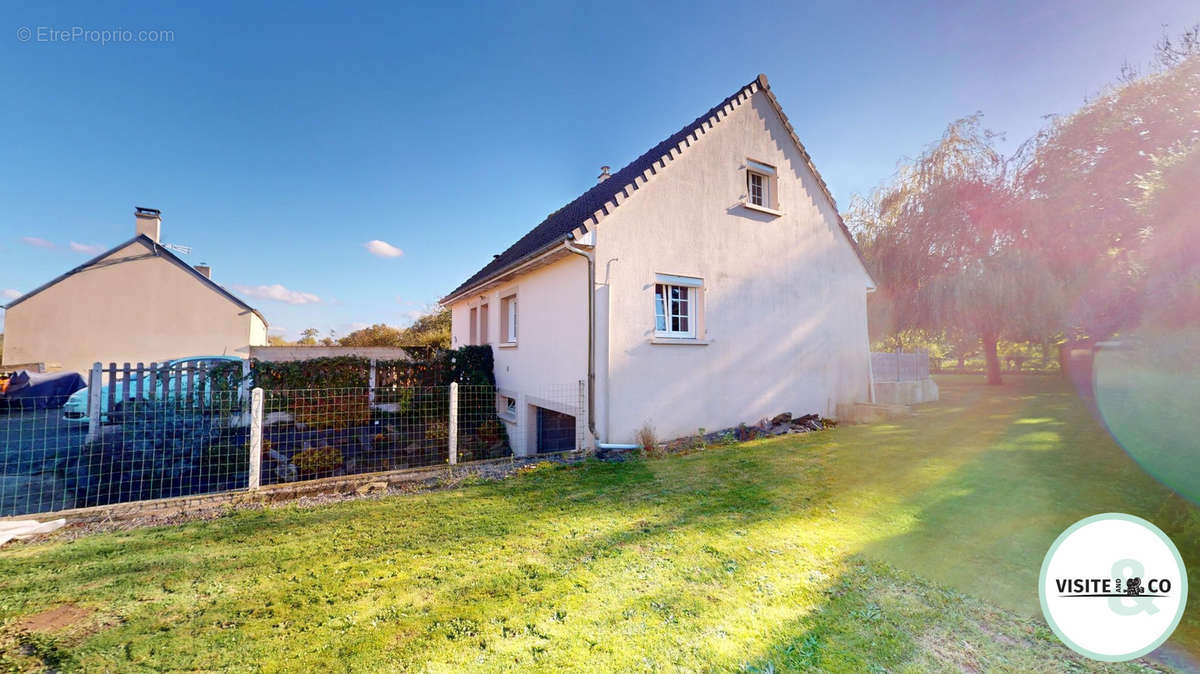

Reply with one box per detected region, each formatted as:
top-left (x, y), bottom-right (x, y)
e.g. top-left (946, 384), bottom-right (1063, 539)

top-left (0, 375), bottom-right (1197, 671)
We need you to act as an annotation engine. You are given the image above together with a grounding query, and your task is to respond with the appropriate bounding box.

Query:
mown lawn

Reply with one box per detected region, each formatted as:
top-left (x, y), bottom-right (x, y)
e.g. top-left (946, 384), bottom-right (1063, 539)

top-left (0, 376), bottom-right (1196, 671)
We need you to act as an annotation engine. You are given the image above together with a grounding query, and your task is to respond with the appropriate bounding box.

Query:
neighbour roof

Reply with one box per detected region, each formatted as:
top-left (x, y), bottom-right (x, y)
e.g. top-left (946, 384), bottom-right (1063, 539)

top-left (3, 235), bottom-right (269, 326)
top-left (441, 74), bottom-right (872, 303)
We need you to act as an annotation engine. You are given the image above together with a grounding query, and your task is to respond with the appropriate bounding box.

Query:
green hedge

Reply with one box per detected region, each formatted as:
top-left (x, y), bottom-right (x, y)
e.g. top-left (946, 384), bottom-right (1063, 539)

top-left (210, 345), bottom-right (494, 391)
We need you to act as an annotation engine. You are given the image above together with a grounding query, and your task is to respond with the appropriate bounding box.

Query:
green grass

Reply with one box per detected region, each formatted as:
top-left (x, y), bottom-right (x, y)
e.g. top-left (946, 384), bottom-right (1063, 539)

top-left (0, 376), bottom-right (1196, 671)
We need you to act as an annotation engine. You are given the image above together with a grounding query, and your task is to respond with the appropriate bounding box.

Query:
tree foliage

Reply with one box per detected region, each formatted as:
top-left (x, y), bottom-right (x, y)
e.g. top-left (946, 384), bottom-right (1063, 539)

top-left (338, 324), bottom-right (406, 347)
top-left (852, 116), bottom-right (1059, 384)
top-left (1022, 33), bottom-right (1200, 337)
top-left (855, 27), bottom-right (1200, 383)
top-left (336, 307), bottom-right (451, 349)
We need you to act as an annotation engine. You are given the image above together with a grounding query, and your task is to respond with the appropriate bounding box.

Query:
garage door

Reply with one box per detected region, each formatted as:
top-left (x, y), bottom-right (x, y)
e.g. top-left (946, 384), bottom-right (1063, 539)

top-left (535, 407), bottom-right (576, 453)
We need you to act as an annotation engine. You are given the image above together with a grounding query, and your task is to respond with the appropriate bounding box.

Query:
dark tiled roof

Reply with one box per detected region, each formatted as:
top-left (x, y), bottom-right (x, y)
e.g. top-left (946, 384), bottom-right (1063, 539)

top-left (441, 74), bottom-right (871, 302)
top-left (441, 79), bottom-right (757, 303)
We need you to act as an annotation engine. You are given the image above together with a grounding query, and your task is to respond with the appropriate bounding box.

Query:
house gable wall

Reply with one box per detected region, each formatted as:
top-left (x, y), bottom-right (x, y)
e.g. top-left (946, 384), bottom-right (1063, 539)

top-left (2, 241), bottom-right (265, 374)
top-left (594, 89), bottom-right (872, 442)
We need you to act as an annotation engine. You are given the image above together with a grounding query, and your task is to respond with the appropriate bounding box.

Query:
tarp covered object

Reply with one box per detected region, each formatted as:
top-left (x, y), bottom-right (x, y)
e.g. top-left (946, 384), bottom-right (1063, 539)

top-left (3, 371), bottom-right (87, 410)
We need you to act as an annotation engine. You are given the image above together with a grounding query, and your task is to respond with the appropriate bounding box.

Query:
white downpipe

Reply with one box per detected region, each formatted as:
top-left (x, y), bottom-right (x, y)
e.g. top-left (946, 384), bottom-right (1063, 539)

top-left (562, 238), bottom-right (599, 447)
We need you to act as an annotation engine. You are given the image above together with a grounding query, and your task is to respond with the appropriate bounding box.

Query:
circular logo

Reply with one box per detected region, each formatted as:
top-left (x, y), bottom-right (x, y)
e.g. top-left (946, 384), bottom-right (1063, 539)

top-left (1040, 513), bottom-right (1187, 661)
top-left (16, 26), bottom-right (32, 42)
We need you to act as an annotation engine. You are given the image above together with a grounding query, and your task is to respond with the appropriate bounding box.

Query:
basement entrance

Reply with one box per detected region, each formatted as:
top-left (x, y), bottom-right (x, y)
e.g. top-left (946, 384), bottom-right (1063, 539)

top-left (535, 407), bottom-right (576, 453)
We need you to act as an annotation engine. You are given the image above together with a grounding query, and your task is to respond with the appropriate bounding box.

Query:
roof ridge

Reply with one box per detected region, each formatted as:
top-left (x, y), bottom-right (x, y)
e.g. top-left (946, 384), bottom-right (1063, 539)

top-left (441, 73), bottom-right (872, 304)
top-left (4, 235), bottom-right (269, 325)
top-left (441, 76), bottom-right (762, 303)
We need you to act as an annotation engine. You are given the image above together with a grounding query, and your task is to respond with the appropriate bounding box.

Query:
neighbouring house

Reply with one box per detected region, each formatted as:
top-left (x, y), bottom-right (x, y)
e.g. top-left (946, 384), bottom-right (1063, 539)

top-left (441, 74), bottom-right (876, 455)
top-left (2, 207), bottom-right (268, 374)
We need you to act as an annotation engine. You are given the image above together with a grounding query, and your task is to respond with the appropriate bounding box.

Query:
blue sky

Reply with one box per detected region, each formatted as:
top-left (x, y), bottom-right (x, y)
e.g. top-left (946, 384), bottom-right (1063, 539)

top-left (1, 1), bottom-right (1195, 339)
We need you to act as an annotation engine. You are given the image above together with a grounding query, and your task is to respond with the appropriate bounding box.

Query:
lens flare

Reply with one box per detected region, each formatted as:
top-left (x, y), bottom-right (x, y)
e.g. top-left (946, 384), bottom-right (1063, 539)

top-left (1092, 330), bottom-right (1200, 506)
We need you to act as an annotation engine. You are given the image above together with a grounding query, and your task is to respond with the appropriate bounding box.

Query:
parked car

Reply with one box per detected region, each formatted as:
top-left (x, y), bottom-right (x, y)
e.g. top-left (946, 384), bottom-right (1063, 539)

top-left (62, 356), bottom-right (245, 424)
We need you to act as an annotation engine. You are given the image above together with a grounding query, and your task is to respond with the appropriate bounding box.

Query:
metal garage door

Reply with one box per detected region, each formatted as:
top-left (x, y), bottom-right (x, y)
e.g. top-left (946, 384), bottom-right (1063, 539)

top-left (535, 407), bottom-right (575, 453)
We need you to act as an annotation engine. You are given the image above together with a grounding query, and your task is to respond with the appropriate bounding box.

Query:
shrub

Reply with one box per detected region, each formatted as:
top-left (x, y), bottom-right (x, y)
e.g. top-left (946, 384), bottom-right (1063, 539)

top-left (636, 423), bottom-right (659, 457)
top-left (425, 421), bottom-right (448, 442)
top-left (292, 445), bottom-right (344, 477)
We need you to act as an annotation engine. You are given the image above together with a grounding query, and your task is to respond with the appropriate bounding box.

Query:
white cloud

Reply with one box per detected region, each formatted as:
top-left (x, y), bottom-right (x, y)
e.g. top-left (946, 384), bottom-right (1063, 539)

top-left (365, 240), bottom-right (404, 258)
top-left (232, 284), bottom-right (321, 305)
top-left (21, 236), bottom-right (54, 249)
top-left (2, 288), bottom-right (20, 300)
top-left (69, 241), bottom-right (104, 255)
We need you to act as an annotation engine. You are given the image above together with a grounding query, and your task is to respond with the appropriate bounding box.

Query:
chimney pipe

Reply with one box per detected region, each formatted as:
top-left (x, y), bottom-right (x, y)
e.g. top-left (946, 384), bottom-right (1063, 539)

top-left (597, 166), bottom-right (611, 183)
top-left (134, 206), bottom-right (161, 243)
top-left (194, 263), bottom-right (211, 279)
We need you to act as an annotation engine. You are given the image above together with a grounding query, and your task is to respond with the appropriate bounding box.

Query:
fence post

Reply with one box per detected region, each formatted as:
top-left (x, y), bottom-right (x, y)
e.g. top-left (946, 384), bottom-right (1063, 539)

top-left (87, 363), bottom-right (102, 442)
top-left (578, 379), bottom-right (586, 451)
top-left (368, 358), bottom-right (377, 408)
top-left (448, 382), bottom-right (458, 465)
top-left (896, 346), bottom-right (902, 382)
top-left (248, 387), bottom-right (263, 490)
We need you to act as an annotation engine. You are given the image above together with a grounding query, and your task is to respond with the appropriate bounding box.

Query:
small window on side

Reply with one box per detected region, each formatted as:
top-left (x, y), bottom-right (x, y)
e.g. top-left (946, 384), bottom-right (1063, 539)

top-left (748, 171), bottom-right (768, 206)
top-left (500, 293), bottom-right (518, 344)
top-left (745, 159), bottom-right (778, 211)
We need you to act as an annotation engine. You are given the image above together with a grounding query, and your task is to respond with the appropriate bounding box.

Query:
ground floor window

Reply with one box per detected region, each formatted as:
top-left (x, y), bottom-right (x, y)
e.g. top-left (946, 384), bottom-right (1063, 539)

top-left (654, 274), bottom-right (702, 339)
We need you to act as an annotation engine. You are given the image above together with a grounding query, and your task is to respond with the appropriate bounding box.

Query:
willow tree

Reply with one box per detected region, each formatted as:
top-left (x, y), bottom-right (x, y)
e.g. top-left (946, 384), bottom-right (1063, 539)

top-left (1021, 33), bottom-right (1200, 337)
top-left (853, 116), bottom-right (1060, 384)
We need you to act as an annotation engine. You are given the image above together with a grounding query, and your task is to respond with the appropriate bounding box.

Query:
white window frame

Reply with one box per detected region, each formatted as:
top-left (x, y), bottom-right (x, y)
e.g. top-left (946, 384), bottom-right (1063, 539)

top-left (500, 292), bottom-right (518, 345)
top-left (748, 170), bottom-right (768, 207)
top-left (653, 274), bottom-right (702, 339)
top-left (745, 159), bottom-right (780, 214)
top-left (498, 393), bottom-right (518, 423)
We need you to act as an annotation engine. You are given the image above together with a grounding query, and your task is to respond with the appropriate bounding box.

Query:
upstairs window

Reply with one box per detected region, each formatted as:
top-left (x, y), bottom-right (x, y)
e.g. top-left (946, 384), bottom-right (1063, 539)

top-left (748, 171), bottom-right (767, 206)
top-left (653, 274), bottom-right (702, 339)
top-left (500, 292), bottom-right (518, 344)
top-left (745, 159), bottom-right (778, 211)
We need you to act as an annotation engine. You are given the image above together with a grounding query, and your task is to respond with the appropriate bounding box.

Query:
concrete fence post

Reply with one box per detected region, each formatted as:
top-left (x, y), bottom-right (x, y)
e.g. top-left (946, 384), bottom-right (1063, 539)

top-left (368, 358), bottom-right (377, 408)
top-left (248, 387), bottom-right (264, 490)
top-left (578, 379), bottom-right (586, 451)
top-left (448, 382), bottom-right (458, 465)
top-left (86, 363), bottom-right (102, 443)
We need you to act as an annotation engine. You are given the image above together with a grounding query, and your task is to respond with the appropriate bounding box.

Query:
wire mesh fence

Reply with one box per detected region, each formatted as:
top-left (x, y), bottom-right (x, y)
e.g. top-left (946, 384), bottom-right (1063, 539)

top-left (0, 381), bottom-right (588, 515)
top-left (0, 381), bottom-right (585, 519)
top-left (1, 391), bottom-right (248, 517)
top-left (261, 386), bottom-right (458, 483)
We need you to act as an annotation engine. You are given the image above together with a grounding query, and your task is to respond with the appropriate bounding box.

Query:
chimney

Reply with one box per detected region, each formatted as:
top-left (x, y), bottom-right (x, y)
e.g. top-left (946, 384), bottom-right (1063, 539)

top-left (597, 166), bottom-right (611, 183)
top-left (194, 263), bottom-right (211, 279)
top-left (134, 206), bottom-right (161, 243)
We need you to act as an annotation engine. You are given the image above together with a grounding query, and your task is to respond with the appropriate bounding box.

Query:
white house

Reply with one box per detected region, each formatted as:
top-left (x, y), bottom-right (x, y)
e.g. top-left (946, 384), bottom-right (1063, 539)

top-left (441, 75), bottom-right (875, 455)
top-left (2, 207), bottom-right (268, 374)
